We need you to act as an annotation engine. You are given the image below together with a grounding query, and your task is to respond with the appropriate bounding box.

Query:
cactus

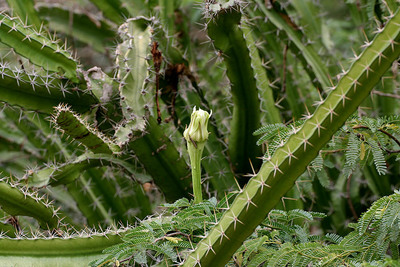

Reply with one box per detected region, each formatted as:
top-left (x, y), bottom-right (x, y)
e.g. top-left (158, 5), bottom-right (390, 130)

top-left (0, 13), bottom-right (79, 82)
top-left (0, 0), bottom-right (400, 265)
top-left (184, 7), bottom-right (400, 266)
top-left (205, 1), bottom-right (262, 176)
top-left (0, 229), bottom-right (124, 267)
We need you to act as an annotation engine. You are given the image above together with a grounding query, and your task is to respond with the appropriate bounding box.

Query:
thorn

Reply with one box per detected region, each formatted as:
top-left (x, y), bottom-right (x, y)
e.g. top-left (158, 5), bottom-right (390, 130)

top-left (283, 147), bottom-right (298, 165)
top-left (310, 119), bottom-right (326, 137)
top-left (270, 160), bottom-right (283, 177)
top-left (226, 211), bottom-right (244, 230)
top-left (322, 105), bottom-right (339, 122)
top-left (295, 132), bottom-right (313, 151)
top-left (239, 191), bottom-right (258, 212)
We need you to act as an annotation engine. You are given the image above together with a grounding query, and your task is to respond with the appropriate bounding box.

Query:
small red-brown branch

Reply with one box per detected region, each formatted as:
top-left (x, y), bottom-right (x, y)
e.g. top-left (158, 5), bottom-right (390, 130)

top-left (151, 41), bottom-right (163, 124)
top-left (353, 125), bottom-right (400, 154)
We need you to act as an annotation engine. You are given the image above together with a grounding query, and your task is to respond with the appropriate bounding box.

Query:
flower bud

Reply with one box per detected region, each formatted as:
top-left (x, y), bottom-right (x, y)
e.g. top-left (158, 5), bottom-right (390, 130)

top-left (183, 107), bottom-right (212, 144)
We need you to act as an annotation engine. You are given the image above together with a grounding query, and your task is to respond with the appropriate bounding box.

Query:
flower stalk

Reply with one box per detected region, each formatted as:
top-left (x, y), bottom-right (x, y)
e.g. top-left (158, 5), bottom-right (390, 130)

top-left (184, 107), bottom-right (211, 204)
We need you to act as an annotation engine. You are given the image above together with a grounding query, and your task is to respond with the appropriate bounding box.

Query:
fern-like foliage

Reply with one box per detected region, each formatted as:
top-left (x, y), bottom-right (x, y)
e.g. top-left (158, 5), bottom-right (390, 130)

top-left (90, 197), bottom-right (226, 266)
top-left (94, 190), bottom-right (400, 266)
top-left (234, 191), bottom-right (400, 267)
top-left (254, 115), bottom-right (400, 177)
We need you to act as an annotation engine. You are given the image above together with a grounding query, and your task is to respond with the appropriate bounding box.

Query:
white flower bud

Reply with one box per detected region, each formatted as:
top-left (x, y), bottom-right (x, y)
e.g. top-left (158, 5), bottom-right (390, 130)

top-left (183, 107), bottom-right (212, 144)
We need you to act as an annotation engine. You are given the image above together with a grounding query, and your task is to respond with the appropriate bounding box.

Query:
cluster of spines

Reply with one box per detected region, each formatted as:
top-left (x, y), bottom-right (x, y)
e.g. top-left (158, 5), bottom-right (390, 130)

top-left (0, 61), bottom-right (64, 92)
top-left (0, 223), bottom-right (129, 240)
top-left (52, 104), bottom-right (120, 154)
top-left (203, 0), bottom-right (248, 19)
top-left (0, 12), bottom-right (78, 81)
top-left (0, 176), bottom-right (61, 230)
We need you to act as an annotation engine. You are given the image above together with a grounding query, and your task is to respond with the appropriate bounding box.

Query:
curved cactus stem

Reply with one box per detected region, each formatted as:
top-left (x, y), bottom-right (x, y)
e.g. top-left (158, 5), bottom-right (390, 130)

top-left (0, 13), bottom-right (79, 82)
top-left (128, 116), bottom-right (191, 202)
top-left (241, 19), bottom-right (282, 124)
top-left (54, 105), bottom-right (120, 154)
top-left (206, 2), bottom-right (261, 175)
top-left (0, 65), bottom-right (97, 114)
top-left (0, 231), bottom-right (123, 266)
top-left (184, 8), bottom-right (400, 267)
top-left (6, 0), bottom-right (41, 29)
top-left (37, 4), bottom-right (116, 53)
top-left (66, 179), bottom-right (112, 227)
top-left (0, 179), bottom-right (59, 229)
top-left (28, 153), bottom-right (149, 187)
top-left (0, 109), bottom-right (42, 158)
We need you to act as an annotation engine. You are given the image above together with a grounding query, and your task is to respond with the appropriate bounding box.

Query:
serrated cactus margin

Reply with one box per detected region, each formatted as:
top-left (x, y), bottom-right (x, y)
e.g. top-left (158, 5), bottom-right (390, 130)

top-left (0, 178), bottom-right (59, 229)
top-left (0, 228), bottom-right (124, 266)
top-left (114, 18), bottom-right (152, 145)
top-left (53, 104), bottom-right (120, 154)
top-left (184, 8), bottom-right (400, 267)
top-left (0, 13), bottom-right (79, 82)
top-left (0, 63), bottom-right (96, 113)
top-left (27, 153), bottom-right (145, 187)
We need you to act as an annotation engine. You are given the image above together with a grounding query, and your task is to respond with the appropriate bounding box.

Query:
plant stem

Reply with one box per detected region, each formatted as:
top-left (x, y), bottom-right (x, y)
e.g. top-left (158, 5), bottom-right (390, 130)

top-left (187, 141), bottom-right (204, 204)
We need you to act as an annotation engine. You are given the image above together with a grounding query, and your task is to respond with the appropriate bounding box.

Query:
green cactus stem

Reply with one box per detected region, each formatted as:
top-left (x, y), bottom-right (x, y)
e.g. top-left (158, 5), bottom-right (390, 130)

top-left (37, 4), bottom-right (116, 53)
top-left (88, 0), bottom-right (127, 24)
top-left (184, 7), bottom-right (400, 267)
top-left (206, 2), bottom-right (262, 175)
top-left (0, 178), bottom-right (59, 229)
top-left (0, 230), bottom-right (123, 267)
top-left (128, 117), bottom-right (191, 202)
top-left (27, 153), bottom-right (149, 188)
top-left (242, 20), bottom-right (282, 124)
top-left (114, 18), bottom-right (153, 144)
top-left (184, 107), bottom-right (212, 203)
top-left (6, 0), bottom-right (41, 29)
top-left (0, 13), bottom-right (79, 82)
top-left (0, 64), bottom-right (97, 114)
top-left (256, 0), bottom-right (332, 92)
top-left (54, 105), bottom-right (120, 154)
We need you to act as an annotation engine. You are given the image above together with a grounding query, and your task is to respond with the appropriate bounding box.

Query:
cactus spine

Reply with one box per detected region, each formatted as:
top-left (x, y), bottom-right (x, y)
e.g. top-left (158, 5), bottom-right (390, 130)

top-left (0, 13), bottom-right (79, 82)
top-left (184, 8), bottom-right (400, 267)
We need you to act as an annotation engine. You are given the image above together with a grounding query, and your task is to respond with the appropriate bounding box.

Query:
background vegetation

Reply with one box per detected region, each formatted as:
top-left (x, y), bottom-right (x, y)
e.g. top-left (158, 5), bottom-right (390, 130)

top-left (0, 0), bottom-right (400, 266)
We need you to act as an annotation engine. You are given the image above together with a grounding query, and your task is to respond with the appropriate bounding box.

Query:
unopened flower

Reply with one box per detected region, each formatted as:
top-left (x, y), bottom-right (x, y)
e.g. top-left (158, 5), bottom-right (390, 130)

top-left (183, 107), bottom-right (212, 144)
